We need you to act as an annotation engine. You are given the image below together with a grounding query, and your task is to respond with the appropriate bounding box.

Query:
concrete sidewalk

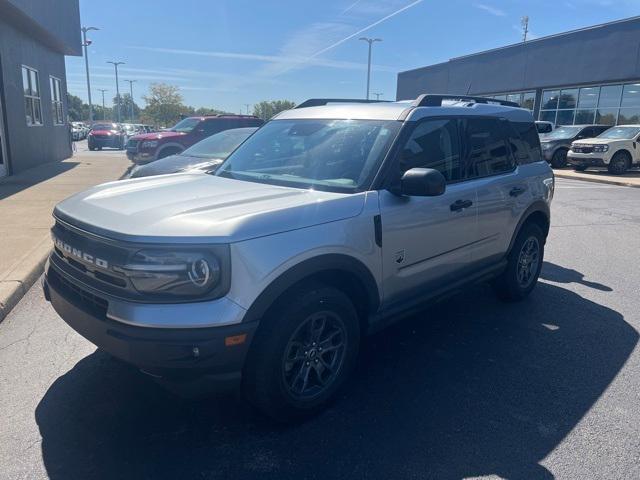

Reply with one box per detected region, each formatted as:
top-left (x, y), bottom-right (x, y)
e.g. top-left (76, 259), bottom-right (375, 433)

top-left (0, 150), bottom-right (130, 321)
top-left (554, 168), bottom-right (640, 188)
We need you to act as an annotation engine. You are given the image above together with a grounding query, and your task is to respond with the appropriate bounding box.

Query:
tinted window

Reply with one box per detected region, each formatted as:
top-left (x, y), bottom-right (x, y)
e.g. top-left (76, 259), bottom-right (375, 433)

top-left (462, 118), bottom-right (515, 178)
top-left (510, 121), bottom-right (542, 165)
top-left (399, 119), bottom-right (461, 182)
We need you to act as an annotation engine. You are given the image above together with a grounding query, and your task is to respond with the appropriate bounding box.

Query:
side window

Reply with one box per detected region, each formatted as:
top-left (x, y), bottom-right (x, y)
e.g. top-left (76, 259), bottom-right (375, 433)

top-left (399, 118), bottom-right (462, 182)
top-left (506, 120), bottom-right (541, 165)
top-left (202, 120), bottom-right (224, 135)
top-left (462, 118), bottom-right (516, 178)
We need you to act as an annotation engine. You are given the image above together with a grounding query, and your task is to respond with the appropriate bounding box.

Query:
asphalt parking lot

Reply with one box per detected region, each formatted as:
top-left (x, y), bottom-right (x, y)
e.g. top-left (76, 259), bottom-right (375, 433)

top-left (1, 175), bottom-right (639, 480)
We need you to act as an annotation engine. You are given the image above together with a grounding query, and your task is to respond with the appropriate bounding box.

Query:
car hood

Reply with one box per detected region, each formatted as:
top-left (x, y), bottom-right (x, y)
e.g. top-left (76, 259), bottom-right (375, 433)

top-left (130, 131), bottom-right (186, 141)
top-left (54, 174), bottom-right (366, 243)
top-left (128, 154), bottom-right (223, 178)
top-left (90, 129), bottom-right (118, 135)
top-left (572, 138), bottom-right (621, 145)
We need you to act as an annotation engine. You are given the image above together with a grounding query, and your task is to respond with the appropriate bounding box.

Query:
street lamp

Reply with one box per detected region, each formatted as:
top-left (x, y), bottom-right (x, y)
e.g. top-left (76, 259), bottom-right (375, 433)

top-left (359, 37), bottom-right (382, 100)
top-left (81, 26), bottom-right (99, 124)
top-left (107, 61), bottom-right (125, 123)
top-left (97, 89), bottom-right (108, 120)
top-left (124, 79), bottom-right (137, 122)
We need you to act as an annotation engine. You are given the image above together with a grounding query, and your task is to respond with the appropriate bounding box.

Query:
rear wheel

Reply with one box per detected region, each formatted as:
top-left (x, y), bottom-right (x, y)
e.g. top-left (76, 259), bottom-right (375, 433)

top-left (493, 223), bottom-right (544, 302)
top-left (551, 149), bottom-right (568, 169)
top-left (243, 283), bottom-right (360, 422)
top-left (608, 151), bottom-right (630, 175)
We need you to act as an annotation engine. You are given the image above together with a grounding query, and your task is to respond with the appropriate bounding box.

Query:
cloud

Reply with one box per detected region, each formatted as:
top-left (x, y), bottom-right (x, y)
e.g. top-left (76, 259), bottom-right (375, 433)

top-left (473, 3), bottom-right (506, 16)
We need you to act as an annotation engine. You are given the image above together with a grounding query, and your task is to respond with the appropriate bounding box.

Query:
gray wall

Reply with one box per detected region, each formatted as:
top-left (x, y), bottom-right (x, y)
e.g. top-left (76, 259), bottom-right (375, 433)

top-left (397, 17), bottom-right (640, 100)
top-left (0, 14), bottom-right (73, 174)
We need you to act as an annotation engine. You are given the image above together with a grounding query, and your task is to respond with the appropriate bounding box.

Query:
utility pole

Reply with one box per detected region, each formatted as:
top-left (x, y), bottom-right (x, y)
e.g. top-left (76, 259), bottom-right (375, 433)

top-left (81, 26), bottom-right (99, 124)
top-left (521, 16), bottom-right (530, 42)
top-left (107, 61), bottom-right (125, 123)
top-left (97, 89), bottom-right (108, 120)
top-left (359, 37), bottom-right (382, 100)
top-left (372, 92), bottom-right (383, 100)
top-left (124, 79), bottom-right (137, 122)
top-left (244, 104), bottom-right (251, 115)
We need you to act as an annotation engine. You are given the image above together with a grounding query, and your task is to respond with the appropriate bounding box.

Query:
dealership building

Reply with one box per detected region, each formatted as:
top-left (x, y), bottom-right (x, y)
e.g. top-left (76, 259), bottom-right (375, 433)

top-left (397, 16), bottom-right (640, 128)
top-left (0, 0), bottom-right (81, 179)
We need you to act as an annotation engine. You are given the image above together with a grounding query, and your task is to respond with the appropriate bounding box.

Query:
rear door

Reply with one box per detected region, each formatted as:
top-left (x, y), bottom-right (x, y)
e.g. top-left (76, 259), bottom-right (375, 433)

top-left (466, 117), bottom-right (526, 267)
top-left (378, 117), bottom-right (479, 304)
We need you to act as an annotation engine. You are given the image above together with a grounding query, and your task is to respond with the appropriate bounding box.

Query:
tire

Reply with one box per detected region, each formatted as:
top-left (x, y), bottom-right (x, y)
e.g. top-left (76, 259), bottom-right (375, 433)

top-left (492, 222), bottom-right (545, 302)
top-left (607, 151), bottom-right (630, 175)
top-left (550, 149), bottom-right (568, 169)
top-left (573, 165), bottom-right (588, 172)
top-left (243, 283), bottom-right (360, 422)
top-left (157, 148), bottom-right (182, 160)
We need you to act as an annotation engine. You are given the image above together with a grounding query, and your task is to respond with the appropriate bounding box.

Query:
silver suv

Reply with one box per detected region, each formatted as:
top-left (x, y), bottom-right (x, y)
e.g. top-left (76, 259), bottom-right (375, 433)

top-left (44, 95), bottom-right (554, 421)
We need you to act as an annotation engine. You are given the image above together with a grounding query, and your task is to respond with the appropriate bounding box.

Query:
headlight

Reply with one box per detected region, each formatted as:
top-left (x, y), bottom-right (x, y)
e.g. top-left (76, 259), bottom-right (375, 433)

top-left (593, 145), bottom-right (609, 153)
top-left (141, 140), bottom-right (159, 149)
top-left (115, 246), bottom-right (230, 301)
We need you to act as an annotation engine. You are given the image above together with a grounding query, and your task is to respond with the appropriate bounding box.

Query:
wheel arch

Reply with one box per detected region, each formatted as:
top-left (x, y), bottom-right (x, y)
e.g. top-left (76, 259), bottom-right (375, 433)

top-left (155, 142), bottom-right (185, 159)
top-left (612, 149), bottom-right (632, 161)
top-left (507, 201), bottom-right (551, 255)
top-left (242, 254), bottom-right (381, 332)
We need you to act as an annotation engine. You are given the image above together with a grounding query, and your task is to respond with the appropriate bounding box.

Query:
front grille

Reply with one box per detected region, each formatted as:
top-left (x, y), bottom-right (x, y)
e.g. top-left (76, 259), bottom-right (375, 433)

top-left (126, 139), bottom-right (139, 151)
top-left (49, 267), bottom-right (108, 316)
top-left (573, 145), bottom-right (594, 154)
top-left (54, 246), bottom-right (127, 287)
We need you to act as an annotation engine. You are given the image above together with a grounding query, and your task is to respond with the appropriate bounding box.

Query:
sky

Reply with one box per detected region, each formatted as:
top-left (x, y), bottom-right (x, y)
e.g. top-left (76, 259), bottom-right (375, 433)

top-left (66, 0), bottom-right (640, 114)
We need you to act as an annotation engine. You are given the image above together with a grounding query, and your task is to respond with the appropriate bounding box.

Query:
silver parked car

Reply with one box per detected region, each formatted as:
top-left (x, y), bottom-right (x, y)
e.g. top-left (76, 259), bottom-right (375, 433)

top-left (44, 95), bottom-right (554, 421)
top-left (125, 127), bottom-right (257, 179)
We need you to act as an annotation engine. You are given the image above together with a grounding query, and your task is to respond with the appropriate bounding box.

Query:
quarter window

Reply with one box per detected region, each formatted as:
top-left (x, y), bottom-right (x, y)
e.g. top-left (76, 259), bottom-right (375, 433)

top-left (22, 66), bottom-right (42, 126)
top-left (50, 76), bottom-right (64, 125)
top-left (399, 119), bottom-right (462, 183)
top-left (462, 118), bottom-right (515, 178)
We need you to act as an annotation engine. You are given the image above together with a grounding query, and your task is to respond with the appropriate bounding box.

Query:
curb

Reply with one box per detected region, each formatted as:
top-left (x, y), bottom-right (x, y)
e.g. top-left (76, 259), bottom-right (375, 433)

top-left (0, 237), bottom-right (51, 323)
top-left (554, 172), bottom-right (640, 188)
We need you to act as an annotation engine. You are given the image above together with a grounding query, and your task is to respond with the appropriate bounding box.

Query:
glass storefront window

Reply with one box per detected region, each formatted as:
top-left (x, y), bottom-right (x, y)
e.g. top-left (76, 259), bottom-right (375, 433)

top-left (621, 84), bottom-right (640, 108)
top-left (598, 85), bottom-right (623, 108)
top-left (618, 108), bottom-right (640, 125)
top-left (542, 90), bottom-right (560, 110)
top-left (578, 87), bottom-right (599, 108)
top-left (506, 94), bottom-right (521, 104)
top-left (556, 110), bottom-right (576, 126)
top-left (596, 108), bottom-right (618, 125)
top-left (522, 92), bottom-right (536, 111)
top-left (575, 109), bottom-right (596, 124)
top-left (559, 89), bottom-right (578, 109)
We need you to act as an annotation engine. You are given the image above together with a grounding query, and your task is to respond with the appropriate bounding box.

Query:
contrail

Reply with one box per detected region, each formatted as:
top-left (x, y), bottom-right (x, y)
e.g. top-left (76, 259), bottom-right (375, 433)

top-left (342, 0), bottom-right (363, 15)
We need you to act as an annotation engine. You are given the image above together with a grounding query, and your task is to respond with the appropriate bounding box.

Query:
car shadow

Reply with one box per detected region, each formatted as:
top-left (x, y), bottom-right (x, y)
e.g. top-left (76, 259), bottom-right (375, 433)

top-left (36, 280), bottom-right (635, 479)
top-left (0, 160), bottom-right (79, 201)
top-left (540, 261), bottom-right (613, 292)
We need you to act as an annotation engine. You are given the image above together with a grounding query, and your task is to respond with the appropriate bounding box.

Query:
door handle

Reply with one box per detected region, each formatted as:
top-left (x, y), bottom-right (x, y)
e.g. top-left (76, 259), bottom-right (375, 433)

top-left (509, 186), bottom-right (527, 197)
top-left (450, 199), bottom-right (473, 212)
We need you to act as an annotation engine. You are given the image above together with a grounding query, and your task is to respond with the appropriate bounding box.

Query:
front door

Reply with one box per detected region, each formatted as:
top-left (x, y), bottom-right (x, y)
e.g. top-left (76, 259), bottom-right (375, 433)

top-left (378, 117), bottom-right (478, 305)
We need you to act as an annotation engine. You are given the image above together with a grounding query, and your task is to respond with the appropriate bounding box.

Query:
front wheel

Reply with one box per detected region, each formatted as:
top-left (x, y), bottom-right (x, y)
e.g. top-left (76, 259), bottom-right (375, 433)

top-left (608, 152), bottom-right (630, 175)
top-left (551, 149), bottom-right (568, 168)
top-left (243, 283), bottom-right (360, 422)
top-left (493, 223), bottom-right (544, 302)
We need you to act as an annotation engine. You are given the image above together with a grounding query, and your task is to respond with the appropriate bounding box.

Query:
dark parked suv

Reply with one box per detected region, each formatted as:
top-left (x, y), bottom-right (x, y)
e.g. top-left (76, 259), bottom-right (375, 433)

top-left (126, 115), bottom-right (263, 164)
top-left (540, 124), bottom-right (610, 168)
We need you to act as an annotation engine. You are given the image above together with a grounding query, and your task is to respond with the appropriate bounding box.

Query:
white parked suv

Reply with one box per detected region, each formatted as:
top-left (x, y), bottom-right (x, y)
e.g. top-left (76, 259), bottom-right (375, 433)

top-left (568, 125), bottom-right (640, 174)
top-left (44, 95), bottom-right (554, 420)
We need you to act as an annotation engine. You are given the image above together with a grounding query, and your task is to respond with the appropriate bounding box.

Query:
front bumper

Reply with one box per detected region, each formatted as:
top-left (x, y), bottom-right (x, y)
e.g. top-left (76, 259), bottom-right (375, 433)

top-left (567, 152), bottom-right (607, 167)
top-left (89, 136), bottom-right (122, 148)
top-left (43, 261), bottom-right (257, 391)
top-left (126, 150), bottom-right (155, 163)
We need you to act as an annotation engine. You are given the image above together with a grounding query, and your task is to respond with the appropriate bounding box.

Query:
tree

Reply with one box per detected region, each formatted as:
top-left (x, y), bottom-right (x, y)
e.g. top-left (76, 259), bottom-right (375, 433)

top-left (252, 100), bottom-right (296, 121)
top-left (140, 83), bottom-right (186, 127)
top-left (67, 94), bottom-right (88, 122)
top-left (194, 107), bottom-right (230, 116)
top-left (114, 93), bottom-right (141, 122)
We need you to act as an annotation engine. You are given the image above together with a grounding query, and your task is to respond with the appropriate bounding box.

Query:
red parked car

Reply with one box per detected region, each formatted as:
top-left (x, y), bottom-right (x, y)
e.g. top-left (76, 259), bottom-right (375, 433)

top-left (88, 123), bottom-right (128, 151)
top-left (126, 115), bottom-right (263, 164)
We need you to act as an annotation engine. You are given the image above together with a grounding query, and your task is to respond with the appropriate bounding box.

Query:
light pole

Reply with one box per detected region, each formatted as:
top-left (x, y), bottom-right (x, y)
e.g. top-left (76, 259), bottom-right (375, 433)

top-left (124, 80), bottom-right (137, 122)
top-left (359, 37), bottom-right (382, 100)
top-left (97, 89), bottom-right (108, 120)
top-left (372, 92), bottom-right (383, 100)
top-left (107, 61), bottom-right (125, 123)
top-left (244, 104), bottom-right (251, 115)
top-left (81, 26), bottom-right (99, 123)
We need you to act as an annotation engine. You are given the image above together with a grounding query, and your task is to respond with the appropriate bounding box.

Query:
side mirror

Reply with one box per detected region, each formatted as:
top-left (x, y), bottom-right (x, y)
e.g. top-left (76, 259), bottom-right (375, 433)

top-left (398, 168), bottom-right (446, 197)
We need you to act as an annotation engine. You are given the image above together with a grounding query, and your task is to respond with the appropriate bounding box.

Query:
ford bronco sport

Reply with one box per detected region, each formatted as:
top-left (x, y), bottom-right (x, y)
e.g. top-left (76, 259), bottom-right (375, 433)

top-left (126, 114), bottom-right (263, 164)
top-left (568, 124), bottom-right (640, 174)
top-left (44, 95), bottom-right (554, 421)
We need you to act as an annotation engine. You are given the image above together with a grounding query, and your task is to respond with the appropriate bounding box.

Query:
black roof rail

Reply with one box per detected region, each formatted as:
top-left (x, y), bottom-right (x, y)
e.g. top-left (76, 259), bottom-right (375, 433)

top-left (413, 94), bottom-right (520, 108)
top-left (295, 98), bottom-right (390, 109)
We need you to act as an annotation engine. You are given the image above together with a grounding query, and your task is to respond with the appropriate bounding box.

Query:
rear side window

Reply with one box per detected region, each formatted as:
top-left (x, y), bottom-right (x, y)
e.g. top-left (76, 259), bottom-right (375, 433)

top-left (509, 121), bottom-right (542, 164)
top-left (399, 118), bottom-right (462, 183)
top-left (461, 118), bottom-right (516, 178)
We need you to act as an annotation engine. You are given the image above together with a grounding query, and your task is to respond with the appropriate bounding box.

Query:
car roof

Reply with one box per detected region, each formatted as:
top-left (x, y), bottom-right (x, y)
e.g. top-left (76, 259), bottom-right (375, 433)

top-left (275, 99), bottom-right (532, 123)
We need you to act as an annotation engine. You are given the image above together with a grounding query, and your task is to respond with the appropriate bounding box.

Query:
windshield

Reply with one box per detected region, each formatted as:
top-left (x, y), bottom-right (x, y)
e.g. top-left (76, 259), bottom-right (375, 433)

top-left (543, 126), bottom-right (581, 140)
top-left (170, 118), bottom-right (200, 133)
top-left (216, 119), bottom-right (400, 193)
top-left (91, 123), bottom-right (116, 131)
top-left (597, 126), bottom-right (640, 140)
top-left (183, 128), bottom-right (255, 158)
